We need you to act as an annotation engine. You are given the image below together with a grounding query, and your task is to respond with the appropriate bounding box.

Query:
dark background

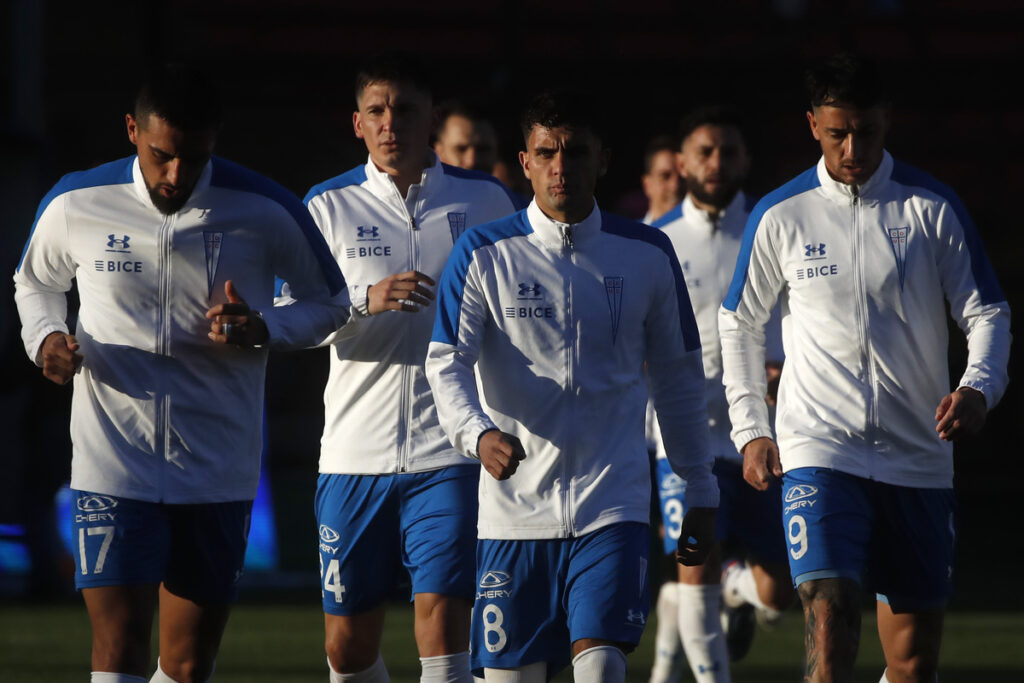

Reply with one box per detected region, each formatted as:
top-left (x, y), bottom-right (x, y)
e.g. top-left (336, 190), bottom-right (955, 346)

top-left (2, 0), bottom-right (1021, 606)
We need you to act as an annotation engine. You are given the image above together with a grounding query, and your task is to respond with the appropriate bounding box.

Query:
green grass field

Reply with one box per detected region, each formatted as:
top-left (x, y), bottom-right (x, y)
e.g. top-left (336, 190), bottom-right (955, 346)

top-left (2, 599), bottom-right (1023, 682)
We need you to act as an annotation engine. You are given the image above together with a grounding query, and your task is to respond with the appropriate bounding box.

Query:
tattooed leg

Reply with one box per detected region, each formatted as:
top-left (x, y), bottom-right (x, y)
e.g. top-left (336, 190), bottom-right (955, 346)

top-left (798, 578), bottom-right (861, 683)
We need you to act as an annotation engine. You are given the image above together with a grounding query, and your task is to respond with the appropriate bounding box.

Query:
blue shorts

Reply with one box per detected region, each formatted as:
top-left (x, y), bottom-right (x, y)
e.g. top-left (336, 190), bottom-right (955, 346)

top-left (781, 467), bottom-right (956, 611)
top-left (71, 490), bottom-right (252, 603)
top-left (656, 459), bottom-right (788, 565)
top-left (315, 465), bottom-right (478, 616)
top-left (471, 522), bottom-right (650, 676)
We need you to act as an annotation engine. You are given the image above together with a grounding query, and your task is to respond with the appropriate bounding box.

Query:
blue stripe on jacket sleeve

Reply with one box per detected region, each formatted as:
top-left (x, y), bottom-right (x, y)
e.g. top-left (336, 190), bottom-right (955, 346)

top-left (890, 160), bottom-right (1005, 305)
top-left (210, 157), bottom-right (346, 296)
top-left (18, 156), bottom-right (136, 271)
top-left (723, 166), bottom-right (821, 312)
top-left (431, 211), bottom-right (532, 346)
top-left (599, 212), bottom-right (701, 352)
top-left (303, 165), bottom-right (369, 206)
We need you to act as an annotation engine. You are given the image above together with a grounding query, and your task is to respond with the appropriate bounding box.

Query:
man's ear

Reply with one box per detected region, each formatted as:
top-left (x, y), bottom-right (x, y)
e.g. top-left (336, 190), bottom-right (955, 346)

top-left (806, 109), bottom-right (821, 141)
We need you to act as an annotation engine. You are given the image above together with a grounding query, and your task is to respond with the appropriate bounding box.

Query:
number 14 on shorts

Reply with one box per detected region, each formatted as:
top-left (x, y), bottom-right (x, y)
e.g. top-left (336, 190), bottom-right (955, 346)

top-left (320, 556), bottom-right (347, 603)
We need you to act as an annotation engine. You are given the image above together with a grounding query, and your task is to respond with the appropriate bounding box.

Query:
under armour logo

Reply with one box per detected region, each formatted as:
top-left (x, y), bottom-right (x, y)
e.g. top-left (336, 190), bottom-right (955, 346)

top-left (804, 243), bottom-right (826, 257)
top-left (356, 226), bottom-right (380, 239)
top-left (107, 234), bottom-right (130, 249)
top-left (518, 283), bottom-right (542, 297)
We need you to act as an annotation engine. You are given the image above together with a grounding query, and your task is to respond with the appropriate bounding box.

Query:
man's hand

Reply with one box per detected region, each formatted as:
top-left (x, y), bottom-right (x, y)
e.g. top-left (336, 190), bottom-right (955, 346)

top-left (676, 507), bottom-right (716, 567)
top-left (40, 331), bottom-right (83, 385)
top-left (367, 270), bottom-right (436, 315)
top-left (935, 386), bottom-right (987, 441)
top-left (741, 436), bottom-right (782, 491)
top-left (478, 429), bottom-right (527, 481)
top-left (206, 280), bottom-right (269, 346)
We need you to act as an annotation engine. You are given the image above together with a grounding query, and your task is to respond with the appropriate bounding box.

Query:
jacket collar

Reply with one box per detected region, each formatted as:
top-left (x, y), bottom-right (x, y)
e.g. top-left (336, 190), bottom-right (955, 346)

top-left (681, 190), bottom-right (747, 232)
top-left (363, 151), bottom-right (440, 214)
top-left (816, 150), bottom-right (893, 203)
top-left (131, 156), bottom-right (213, 215)
top-left (526, 197), bottom-right (601, 251)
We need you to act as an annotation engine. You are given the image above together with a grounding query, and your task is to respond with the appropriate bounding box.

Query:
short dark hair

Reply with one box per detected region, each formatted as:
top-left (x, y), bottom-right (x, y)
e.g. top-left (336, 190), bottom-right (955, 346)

top-left (134, 64), bottom-right (223, 132)
top-left (678, 105), bottom-right (748, 150)
top-left (355, 52), bottom-right (433, 104)
top-left (805, 53), bottom-right (889, 109)
top-left (643, 134), bottom-right (678, 174)
top-left (520, 89), bottom-right (607, 146)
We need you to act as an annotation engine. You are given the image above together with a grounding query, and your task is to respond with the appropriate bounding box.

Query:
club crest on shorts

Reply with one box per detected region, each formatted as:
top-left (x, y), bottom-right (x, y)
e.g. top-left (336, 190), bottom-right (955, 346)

top-left (887, 226), bottom-right (911, 290)
top-left (447, 212), bottom-right (467, 242)
top-left (204, 232), bottom-right (223, 297)
top-left (605, 276), bottom-right (623, 344)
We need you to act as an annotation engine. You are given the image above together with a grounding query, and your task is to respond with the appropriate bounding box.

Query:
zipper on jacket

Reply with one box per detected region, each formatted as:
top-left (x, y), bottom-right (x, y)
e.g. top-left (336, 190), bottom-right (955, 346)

top-left (851, 189), bottom-right (878, 473)
top-left (394, 187), bottom-right (421, 473)
top-left (561, 222), bottom-right (576, 535)
top-left (155, 212), bottom-right (174, 497)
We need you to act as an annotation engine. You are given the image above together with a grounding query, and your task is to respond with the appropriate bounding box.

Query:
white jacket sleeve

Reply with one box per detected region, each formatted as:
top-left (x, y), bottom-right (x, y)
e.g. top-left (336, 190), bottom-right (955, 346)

top-left (933, 201), bottom-right (1011, 408)
top-left (425, 251), bottom-right (498, 459)
top-left (719, 211), bottom-right (786, 453)
top-left (260, 201), bottom-right (351, 350)
top-left (645, 241), bottom-right (718, 509)
top-left (13, 195), bottom-right (76, 365)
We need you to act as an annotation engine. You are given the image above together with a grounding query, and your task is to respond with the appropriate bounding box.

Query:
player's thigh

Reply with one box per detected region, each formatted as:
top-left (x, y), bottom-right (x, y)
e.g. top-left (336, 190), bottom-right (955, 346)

top-left (781, 468), bottom-right (872, 587)
top-left (565, 522), bottom-right (650, 651)
top-left (315, 473), bottom-right (402, 616)
top-left (82, 583), bottom-right (159, 671)
top-left (471, 538), bottom-right (571, 676)
top-left (400, 465), bottom-right (478, 601)
top-left (71, 490), bottom-right (170, 589)
top-left (869, 484), bottom-right (956, 612)
top-left (163, 499), bottom-right (253, 604)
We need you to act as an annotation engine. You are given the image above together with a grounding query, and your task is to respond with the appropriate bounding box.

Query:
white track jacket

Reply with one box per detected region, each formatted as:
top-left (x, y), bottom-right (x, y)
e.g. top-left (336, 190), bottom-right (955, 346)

top-left (720, 152), bottom-right (1010, 488)
top-left (14, 156), bottom-right (348, 503)
top-left (303, 155), bottom-right (522, 474)
top-left (426, 200), bottom-right (717, 540)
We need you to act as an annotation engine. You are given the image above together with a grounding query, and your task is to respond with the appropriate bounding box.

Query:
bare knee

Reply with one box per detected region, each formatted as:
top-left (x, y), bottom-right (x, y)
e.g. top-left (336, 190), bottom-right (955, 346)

top-left (159, 656), bottom-right (214, 683)
top-left (325, 609), bottom-right (385, 673)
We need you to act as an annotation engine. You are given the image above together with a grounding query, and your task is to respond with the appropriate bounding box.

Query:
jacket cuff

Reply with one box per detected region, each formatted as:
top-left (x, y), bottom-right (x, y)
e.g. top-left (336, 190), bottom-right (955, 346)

top-left (732, 427), bottom-right (774, 456)
top-left (349, 285), bottom-right (370, 317)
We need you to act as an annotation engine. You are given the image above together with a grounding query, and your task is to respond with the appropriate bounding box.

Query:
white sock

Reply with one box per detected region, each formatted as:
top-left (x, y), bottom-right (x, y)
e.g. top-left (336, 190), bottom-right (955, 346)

top-left (572, 646), bottom-right (627, 683)
top-left (677, 583), bottom-right (731, 683)
top-left (329, 653), bottom-right (390, 682)
top-left (149, 659), bottom-right (177, 682)
top-left (483, 662), bottom-right (546, 682)
top-left (149, 657), bottom-right (214, 683)
top-left (722, 562), bottom-right (782, 624)
top-left (92, 674), bottom-right (147, 683)
top-left (649, 582), bottom-right (686, 683)
top-left (420, 652), bottom-right (472, 683)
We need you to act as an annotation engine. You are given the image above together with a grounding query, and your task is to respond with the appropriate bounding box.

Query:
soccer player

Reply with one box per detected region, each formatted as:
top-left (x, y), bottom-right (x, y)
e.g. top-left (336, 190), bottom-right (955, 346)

top-left (640, 135), bottom-right (682, 225)
top-left (425, 89), bottom-right (718, 682)
top-left (433, 100), bottom-right (500, 175)
top-left (13, 65), bottom-right (348, 683)
top-left (647, 107), bottom-right (793, 683)
top-left (299, 54), bottom-right (521, 683)
top-left (719, 53), bottom-right (1011, 683)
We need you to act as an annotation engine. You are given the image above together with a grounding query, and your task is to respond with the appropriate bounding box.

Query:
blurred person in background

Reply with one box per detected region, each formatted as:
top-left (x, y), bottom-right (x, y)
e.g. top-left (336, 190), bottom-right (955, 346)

top-left (641, 134), bottom-right (682, 225)
top-left (646, 106), bottom-right (792, 683)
